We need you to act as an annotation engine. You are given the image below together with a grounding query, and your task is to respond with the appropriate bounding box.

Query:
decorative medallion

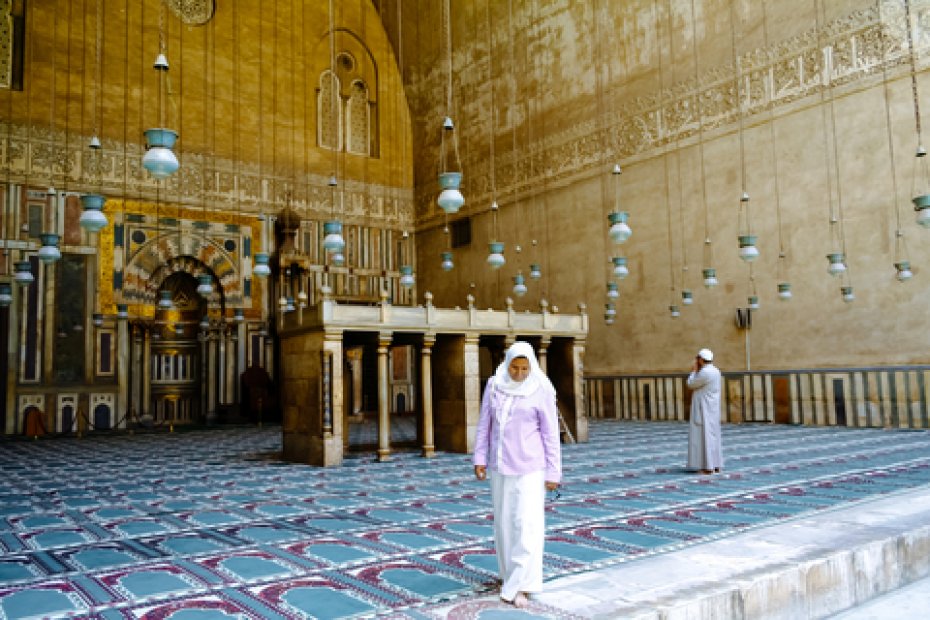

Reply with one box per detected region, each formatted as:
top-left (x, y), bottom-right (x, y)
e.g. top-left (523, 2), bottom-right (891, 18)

top-left (163, 0), bottom-right (214, 26)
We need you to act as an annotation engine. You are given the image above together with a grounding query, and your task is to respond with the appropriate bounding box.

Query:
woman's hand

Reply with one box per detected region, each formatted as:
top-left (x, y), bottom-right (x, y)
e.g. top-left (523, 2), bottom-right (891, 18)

top-left (474, 465), bottom-right (487, 481)
top-left (545, 481), bottom-right (559, 491)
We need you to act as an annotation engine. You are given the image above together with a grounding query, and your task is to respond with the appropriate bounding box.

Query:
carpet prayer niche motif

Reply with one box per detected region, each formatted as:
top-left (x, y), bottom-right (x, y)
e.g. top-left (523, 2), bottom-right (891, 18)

top-left (2, 421), bottom-right (930, 619)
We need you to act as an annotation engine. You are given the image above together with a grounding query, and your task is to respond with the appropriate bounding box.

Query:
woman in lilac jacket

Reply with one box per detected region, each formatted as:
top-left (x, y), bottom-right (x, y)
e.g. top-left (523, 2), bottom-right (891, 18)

top-left (473, 341), bottom-right (562, 608)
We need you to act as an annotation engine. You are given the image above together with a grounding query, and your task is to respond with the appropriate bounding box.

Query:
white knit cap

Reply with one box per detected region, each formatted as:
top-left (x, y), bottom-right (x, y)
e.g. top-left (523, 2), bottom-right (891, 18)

top-left (697, 348), bottom-right (714, 362)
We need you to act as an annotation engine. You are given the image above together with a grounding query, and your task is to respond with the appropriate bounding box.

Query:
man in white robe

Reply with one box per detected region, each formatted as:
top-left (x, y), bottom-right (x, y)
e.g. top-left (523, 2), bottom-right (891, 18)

top-left (687, 348), bottom-right (723, 474)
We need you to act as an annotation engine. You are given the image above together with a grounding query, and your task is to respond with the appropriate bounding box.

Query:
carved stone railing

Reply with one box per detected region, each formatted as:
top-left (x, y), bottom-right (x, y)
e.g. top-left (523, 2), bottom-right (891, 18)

top-left (283, 288), bottom-right (588, 338)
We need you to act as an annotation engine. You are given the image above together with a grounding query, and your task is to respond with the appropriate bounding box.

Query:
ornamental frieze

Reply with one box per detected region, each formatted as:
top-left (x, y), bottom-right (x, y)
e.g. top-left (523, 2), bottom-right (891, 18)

top-left (417, 0), bottom-right (930, 222)
top-left (0, 119), bottom-right (415, 230)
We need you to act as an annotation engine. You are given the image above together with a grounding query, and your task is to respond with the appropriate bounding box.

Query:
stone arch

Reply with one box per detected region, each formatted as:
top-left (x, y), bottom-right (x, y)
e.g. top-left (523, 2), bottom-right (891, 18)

top-left (122, 232), bottom-right (243, 307)
top-left (313, 27), bottom-right (379, 157)
top-left (149, 256), bottom-right (227, 312)
top-left (347, 79), bottom-right (371, 156)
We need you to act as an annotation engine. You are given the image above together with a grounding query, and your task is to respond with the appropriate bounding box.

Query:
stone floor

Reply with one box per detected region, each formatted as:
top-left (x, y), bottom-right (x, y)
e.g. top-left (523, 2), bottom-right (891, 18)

top-left (1, 419), bottom-right (930, 619)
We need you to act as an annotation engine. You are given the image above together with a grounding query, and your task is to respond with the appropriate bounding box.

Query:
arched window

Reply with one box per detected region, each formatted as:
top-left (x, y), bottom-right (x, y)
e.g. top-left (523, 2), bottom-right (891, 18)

top-left (316, 46), bottom-right (377, 157)
top-left (317, 70), bottom-right (342, 150)
top-left (346, 80), bottom-right (370, 156)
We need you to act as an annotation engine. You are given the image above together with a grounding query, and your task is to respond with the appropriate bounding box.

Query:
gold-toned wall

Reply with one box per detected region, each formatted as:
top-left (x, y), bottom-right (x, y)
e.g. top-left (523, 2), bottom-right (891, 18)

top-left (0, 0), bottom-right (414, 227)
top-left (396, 0), bottom-right (930, 373)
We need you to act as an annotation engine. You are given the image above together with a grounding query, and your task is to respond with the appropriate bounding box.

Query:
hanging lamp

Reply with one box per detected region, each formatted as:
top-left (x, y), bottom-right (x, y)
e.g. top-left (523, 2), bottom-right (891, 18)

top-left (606, 282), bottom-right (619, 299)
top-left (487, 241), bottom-right (506, 269)
top-left (440, 251), bottom-right (454, 272)
top-left (38, 233), bottom-right (62, 264)
top-left (841, 285), bottom-right (855, 303)
top-left (733, 15), bottom-right (758, 265)
top-left (142, 128), bottom-right (180, 179)
top-left (778, 282), bottom-right (793, 300)
top-left (607, 165), bottom-right (632, 244)
top-left (83, 18), bottom-right (109, 234)
top-left (738, 234), bottom-right (759, 262)
top-left (702, 266), bottom-right (718, 288)
top-left (252, 252), bottom-right (271, 278)
top-left (0, 283), bottom-right (13, 307)
top-left (322, 220), bottom-right (345, 252)
top-left (142, 45), bottom-right (179, 179)
top-left (512, 272), bottom-right (527, 297)
top-left (323, 176), bottom-right (346, 263)
top-left (398, 231), bottom-right (415, 289)
top-left (681, 289), bottom-right (693, 305)
top-left (399, 265), bottom-right (415, 289)
top-left (702, 239), bottom-right (718, 288)
top-left (79, 193), bottom-right (108, 233)
top-left (604, 302), bottom-right (616, 324)
top-left (895, 260), bottom-right (913, 282)
top-left (158, 289), bottom-right (173, 309)
top-left (14, 261), bottom-right (33, 285)
top-left (528, 240), bottom-right (541, 280)
top-left (196, 274), bottom-right (214, 297)
top-left (437, 0), bottom-right (464, 215)
top-left (437, 151), bottom-right (464, 215)
top-left (607, 212), bottom-right (632, 244)
top-left (669, 304), bottom-right (680, 318)
top-left (826, 252), bottom-right (847, 276)
top-left (902, 0), bottom-right (930, 229)
top-left (611, 256), bottom-right (629, 279)
top-left (251, 212), bottom-right (272, 278)
top-left (776, 251), bottom-right (792, 301)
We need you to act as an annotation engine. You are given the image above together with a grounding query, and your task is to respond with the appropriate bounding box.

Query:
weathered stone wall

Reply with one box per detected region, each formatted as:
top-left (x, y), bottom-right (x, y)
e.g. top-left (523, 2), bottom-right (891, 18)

top-left (0, 0), bottom-right (414, 228)
top-left (389, 0), bottom-right (930, 374)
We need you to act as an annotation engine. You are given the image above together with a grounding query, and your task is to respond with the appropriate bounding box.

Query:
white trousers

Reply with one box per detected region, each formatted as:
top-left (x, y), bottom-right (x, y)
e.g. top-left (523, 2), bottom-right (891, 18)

top-left (490, 469), bottom-right (545, 601)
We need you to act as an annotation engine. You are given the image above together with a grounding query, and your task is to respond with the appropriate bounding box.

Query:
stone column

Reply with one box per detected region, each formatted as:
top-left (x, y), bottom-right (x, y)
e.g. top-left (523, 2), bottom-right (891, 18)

top-left (225, 328), bottom-right (236, 404)
top-left (42, 262), bottom-right (56, 389)
top-left (377, 332), bottom-right (392, 462)
top-left (199, 330), bottom-right (210, 424)
top-left (141, 330), bottom-right (152, 420)
top-left (421, 335), bottom-right (436, 458)
top-left (130, 326), bottom-right (142, 424)
top-left (116, 316), bottom-right (129, 428)
top-left (464, 334), bottom-right (481, 453)
top-left (218, 329), bottom-right (227, 406)
top-left (264, 333), bottom-right (274, 378)
top-left (323, 331), bottom-right (344, 448)
top-left (538, 337), bottom-right (551, 373)
top-left (236, 319), bottom-right (247, 404)
top-left (571, 339), bottom-right (589, 442)
top-left (207, 331), bottom-right (218, 421)
top-left (345, 347), bottom-right (364, 417)
top-left (3, 283), bottom-right (20, 435)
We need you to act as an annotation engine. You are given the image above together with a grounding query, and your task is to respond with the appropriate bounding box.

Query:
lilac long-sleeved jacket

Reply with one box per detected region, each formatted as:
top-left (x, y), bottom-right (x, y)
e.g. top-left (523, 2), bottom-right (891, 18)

top-left (473, 379), bottom-right (562, 482)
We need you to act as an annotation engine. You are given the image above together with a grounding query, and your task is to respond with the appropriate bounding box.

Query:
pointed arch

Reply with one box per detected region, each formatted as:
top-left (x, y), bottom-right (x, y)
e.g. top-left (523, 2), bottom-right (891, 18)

top-left (318, 70), bottom-right (342, 150)
top-left (122, 234), bottom-right (243, 308)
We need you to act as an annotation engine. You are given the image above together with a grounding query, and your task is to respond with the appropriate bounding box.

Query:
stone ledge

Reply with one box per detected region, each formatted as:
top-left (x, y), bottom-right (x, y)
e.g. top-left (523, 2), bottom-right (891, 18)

top-left (535, 486), bottom-right (930, 619)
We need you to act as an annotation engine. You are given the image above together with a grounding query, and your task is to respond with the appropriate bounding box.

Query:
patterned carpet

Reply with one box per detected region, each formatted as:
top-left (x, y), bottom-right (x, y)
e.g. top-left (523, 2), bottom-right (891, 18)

top-left (2, 420), bottom-right (930, 619)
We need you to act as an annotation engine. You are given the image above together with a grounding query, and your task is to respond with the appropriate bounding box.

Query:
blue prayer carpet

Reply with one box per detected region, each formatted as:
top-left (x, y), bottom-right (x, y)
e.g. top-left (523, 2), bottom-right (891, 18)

top-left (2, 420), bottom-right (930, 619)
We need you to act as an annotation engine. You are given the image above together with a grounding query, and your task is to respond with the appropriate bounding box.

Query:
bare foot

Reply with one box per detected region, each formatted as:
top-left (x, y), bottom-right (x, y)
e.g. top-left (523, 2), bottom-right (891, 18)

top-left (513, 592), bottom-right (530, 608)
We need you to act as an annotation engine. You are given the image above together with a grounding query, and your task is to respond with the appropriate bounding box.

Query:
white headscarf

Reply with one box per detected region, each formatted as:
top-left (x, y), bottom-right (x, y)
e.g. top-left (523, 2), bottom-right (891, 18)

top-left (492, 341), bottom-right (556, 398)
